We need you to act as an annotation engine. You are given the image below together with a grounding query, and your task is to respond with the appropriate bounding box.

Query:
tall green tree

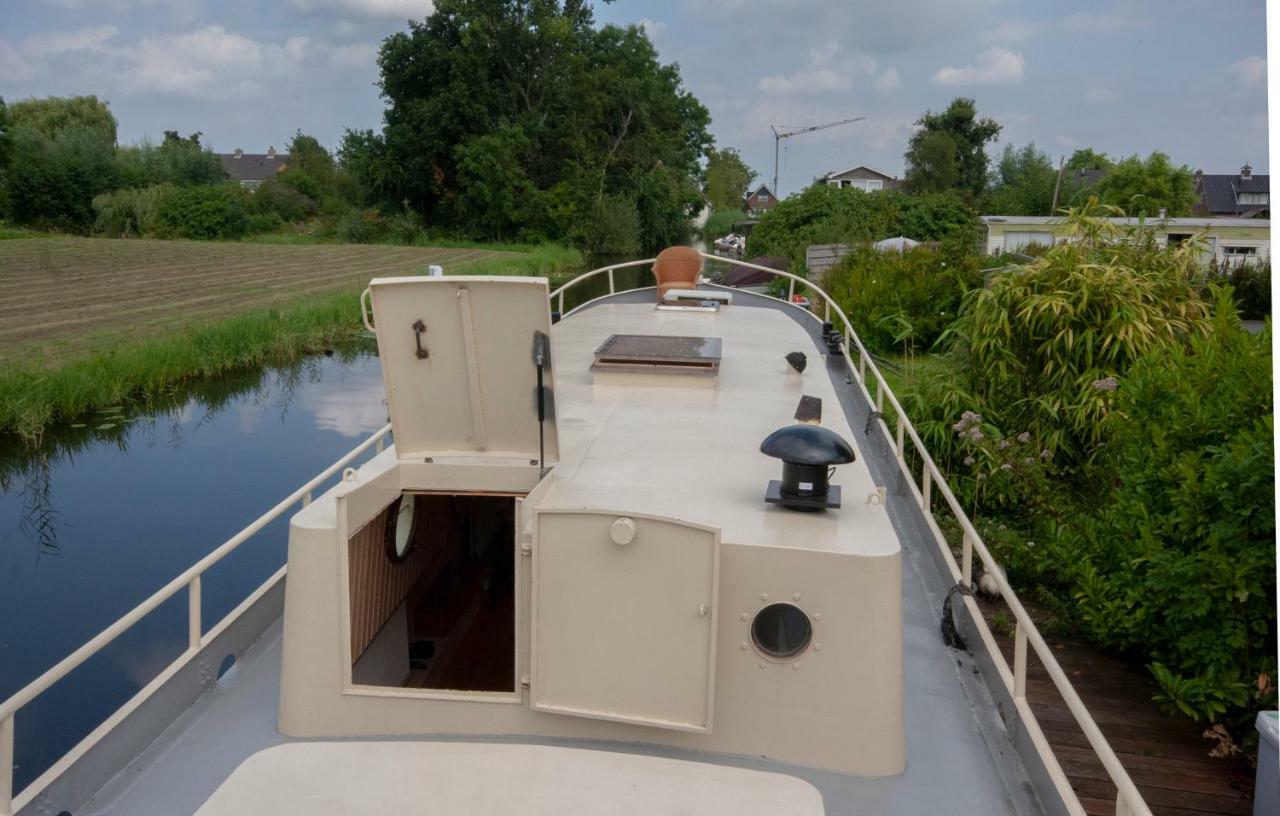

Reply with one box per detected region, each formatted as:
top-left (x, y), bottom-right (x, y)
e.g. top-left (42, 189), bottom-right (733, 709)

top-left (4, 96), bottom-right (119, 230)
top-left (985, 143), bottom-right (1057, 215)
top-left (904, 98), bottom-right (1001, 197)
top-left (0, 97), bottom-right (10, 217)
top-left (281, 131), bottom-right (339, 204)
top-left (1094, 151), bottom-right (1196, 217)
top-left (7, 95), bottom-right (117, 144)
top-left (1066, 148), bottom-right (1112, 173)
top-left (703, 147), bottom-right (756, 211)
top-left (371, 0), bottom-right (710, 249)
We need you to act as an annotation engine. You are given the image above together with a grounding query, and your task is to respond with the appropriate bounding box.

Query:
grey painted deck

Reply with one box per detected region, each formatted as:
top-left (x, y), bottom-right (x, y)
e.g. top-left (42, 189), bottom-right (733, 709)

top-left (79, 287), bottom-right (1045, 816)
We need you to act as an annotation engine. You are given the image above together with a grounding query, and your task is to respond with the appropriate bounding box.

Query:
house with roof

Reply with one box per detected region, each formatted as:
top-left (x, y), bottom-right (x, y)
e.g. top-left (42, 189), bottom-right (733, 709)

top-left (1194, 164), bottom-right (1269, 217)
top-left (980, 214), bottom-right (1270, 266)
top-left (218, 147), bottom-right (291, 189)
top-left (742, 184), bottom-right (777, 216)
top-left (820, 165), bottom-right (899, 192)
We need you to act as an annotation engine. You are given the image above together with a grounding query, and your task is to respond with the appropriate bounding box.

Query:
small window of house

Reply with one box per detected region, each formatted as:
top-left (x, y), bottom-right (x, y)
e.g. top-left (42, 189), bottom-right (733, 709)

top-left (758, 192), bottom-right (770, 202)
top-left (866, 179), bottom-right (883, 191)
top-left (1223, 246), bottom-right (1257, 256)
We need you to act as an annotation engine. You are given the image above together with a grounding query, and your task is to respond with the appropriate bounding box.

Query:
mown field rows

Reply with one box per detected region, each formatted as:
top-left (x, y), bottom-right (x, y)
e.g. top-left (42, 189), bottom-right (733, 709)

top-left (0, 237), bottom-right (515, 366)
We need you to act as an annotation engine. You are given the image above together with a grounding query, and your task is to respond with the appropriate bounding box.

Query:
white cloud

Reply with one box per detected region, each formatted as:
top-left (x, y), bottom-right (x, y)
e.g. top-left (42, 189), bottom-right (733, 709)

top-left (932, 47), bottom-right (1024, 86)
top-left (123, 27), bottom-right (309, 96)
top-left (0, 24), bottom-right (374, 100)
top-left (22, 25), bottom-right (118, 56)
top-left (1062, 11), bottom-right (1135, 35)
top-left (873, 67), bottom-right (900, 94)
top-left (290, 0), bottom-right (434, 19)
top-left (637, 18), bottom-right (667, 39)
top-left (329, 42), bottom-right (379, 68)
top-left (1229, 56), bottom-right (1266, 88)
top-left (984, 20), bottom-right (1047, 44)
top-left (1086, 87), bottom-right (1119, 103)
top-left (757, 44), bottom-right (875, 95)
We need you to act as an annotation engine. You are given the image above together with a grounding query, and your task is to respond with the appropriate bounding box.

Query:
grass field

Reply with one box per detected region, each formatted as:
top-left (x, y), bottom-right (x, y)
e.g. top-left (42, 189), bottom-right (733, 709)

top-left (0, 236), bottom-right (583, 439)
top-left (0, 237), bottom-right (529, 366)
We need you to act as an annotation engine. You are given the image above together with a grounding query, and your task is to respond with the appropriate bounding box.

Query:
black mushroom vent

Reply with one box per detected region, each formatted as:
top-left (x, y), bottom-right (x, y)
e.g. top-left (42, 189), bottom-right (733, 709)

top-left (760, 424), bottom-right (855, 511)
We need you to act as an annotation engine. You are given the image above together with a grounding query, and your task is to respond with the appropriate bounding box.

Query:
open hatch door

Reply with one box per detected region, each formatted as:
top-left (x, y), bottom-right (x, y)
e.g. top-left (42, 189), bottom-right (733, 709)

top-left (364, 276), bottom-right (558, 464)
top-left (532, 510), bottom-right (720, 732)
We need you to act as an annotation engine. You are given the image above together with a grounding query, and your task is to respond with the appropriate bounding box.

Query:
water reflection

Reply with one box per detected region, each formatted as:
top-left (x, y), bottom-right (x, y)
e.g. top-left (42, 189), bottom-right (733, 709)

top-left (0, 347), bottom-right (387, 793)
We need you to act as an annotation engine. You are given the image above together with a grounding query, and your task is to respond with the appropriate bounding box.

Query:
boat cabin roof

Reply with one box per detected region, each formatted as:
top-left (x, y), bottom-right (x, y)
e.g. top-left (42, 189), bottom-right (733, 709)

top-left (539, 301), bottom-right (899, 558)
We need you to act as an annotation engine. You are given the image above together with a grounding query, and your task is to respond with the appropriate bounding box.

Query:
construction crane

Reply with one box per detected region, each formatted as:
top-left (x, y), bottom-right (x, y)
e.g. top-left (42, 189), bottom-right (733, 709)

top-left (772, 117), bottom-right (866, 198)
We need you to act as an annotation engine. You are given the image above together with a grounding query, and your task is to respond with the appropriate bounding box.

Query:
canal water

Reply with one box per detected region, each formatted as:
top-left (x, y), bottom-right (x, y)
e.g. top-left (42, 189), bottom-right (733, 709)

top-left (0, 348), bottom-right (389, 794)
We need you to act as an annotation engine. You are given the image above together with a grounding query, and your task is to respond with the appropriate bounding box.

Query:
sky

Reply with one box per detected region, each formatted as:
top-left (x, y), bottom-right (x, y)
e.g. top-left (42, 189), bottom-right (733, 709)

top-left (0, 0), bottom-right (1268, 197)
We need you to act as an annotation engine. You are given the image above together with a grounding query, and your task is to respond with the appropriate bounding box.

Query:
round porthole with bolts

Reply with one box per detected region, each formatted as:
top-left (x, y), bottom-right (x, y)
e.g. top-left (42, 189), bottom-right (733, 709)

top-left (751, 602), bottom-right (813, 661)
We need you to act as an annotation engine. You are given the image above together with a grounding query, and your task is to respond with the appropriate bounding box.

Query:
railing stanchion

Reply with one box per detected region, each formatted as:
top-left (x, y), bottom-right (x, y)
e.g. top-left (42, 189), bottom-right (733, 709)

top-left (875, 380), bottom-right (884, 413)
top-left (375, 436), bottom-right (384, 455)
top-left (787, 279), bottom-right (795, 303)
top-left (859, 351), bottom-right (867, 384)
top-left (187, 576), bottom-right (202, 653)
top-left (1014, 622), bottom-right (1028, 699)
top-left (302, 491), bottom-right (312, 507)
top-left (896, 413), bottom-right (905, 462)
top-left (824, 299), bottom-right (830, 322)
top-left (921, 466), bottom-right (932, 511)
top-left (0, 714), bottom-right (13, 816)
top-left (608, 268), bottom-right (615, 294)
top-left (1116, 794), bottom-right (1136, 816)
top-left (961, 532), bottom-right (973, 589)
top-left (558, 290), bottom-right (565, 316)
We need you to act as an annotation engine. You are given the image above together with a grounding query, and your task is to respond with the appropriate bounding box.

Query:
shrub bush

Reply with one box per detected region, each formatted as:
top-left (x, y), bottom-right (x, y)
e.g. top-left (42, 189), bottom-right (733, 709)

top-left (1046, 301), bottom-right (1275, 727)
top-left (92, 184), bottom-right (172, 237)
top-left (823, 244), bottom-right (981, 356)
top-left (571, 194), bottom-right (641, 256)
top-left (335, 208), bottom-right (388, 244)
top-left (943, 203), bottom-right (1213, 464)
top-left (151, 184), bottom-right (249, 240)
top-left (744, 184), bottom-right (978, 275)
top-left (1224, 261), bottom-right (1271, 320)
top-left (248, 178), bottom-right (316, 224)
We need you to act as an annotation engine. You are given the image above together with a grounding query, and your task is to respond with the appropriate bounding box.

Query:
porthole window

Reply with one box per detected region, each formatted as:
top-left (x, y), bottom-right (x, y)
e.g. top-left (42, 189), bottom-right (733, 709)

top-left (751, 603), bottom-right (812, 660)
top-left (384, 494), bottom-right (417, 563)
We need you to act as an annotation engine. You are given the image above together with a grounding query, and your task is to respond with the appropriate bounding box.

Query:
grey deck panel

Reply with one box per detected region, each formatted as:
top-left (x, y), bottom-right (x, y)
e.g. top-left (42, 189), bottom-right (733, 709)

top-left (77, 286), bottom-right (1045, 816)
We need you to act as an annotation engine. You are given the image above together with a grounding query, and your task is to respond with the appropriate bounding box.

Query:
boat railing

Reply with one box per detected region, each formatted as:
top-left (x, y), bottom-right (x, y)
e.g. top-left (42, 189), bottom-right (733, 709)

top-left (0, 423), bottom-right (394, 816)
top-left (550, 253), bottom-right (1154, 816)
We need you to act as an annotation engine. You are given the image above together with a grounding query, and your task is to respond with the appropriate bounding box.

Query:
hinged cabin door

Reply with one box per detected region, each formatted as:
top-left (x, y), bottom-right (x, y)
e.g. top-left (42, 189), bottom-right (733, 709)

top-left (531, 510), bottom-right (719, 732)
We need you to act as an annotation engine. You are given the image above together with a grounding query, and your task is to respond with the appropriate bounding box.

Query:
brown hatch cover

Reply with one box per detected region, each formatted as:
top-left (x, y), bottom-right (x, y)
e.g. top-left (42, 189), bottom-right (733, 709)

top-left (590, 334), bottom-right (722, 376)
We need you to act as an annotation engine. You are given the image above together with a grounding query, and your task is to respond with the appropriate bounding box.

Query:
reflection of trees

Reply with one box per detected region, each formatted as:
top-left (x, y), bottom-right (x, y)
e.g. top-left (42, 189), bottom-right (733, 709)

top-left (0, 342), bottom-right (375, 555)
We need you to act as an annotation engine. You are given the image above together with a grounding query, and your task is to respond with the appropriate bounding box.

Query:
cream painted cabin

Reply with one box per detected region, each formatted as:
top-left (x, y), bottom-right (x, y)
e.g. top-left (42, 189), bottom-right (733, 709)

top-left (277, 276), bottom-right (905, 777)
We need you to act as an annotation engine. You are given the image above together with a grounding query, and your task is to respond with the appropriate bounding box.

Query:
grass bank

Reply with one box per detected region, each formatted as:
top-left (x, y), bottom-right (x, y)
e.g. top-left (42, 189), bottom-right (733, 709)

top-left (0, 241), bottom-right (583, 442)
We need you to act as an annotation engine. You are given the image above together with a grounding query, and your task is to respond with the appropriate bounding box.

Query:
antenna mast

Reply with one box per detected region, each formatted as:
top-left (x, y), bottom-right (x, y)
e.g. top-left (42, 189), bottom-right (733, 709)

top-left (772, 116), bottom-right (866, 197)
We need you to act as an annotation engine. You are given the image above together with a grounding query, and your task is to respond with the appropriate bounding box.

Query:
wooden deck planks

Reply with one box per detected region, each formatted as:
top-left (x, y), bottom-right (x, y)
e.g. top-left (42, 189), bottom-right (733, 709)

top-left (975, 599), bottom-right (1254, 816)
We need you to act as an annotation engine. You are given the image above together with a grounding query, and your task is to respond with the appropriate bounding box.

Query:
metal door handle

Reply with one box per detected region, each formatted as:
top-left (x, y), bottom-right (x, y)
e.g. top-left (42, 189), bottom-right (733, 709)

top-left (412, 319), bottom-right (428, 359)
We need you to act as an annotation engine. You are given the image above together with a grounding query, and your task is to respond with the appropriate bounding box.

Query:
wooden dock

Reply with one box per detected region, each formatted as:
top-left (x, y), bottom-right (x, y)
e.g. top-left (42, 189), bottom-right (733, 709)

top-left (978, 599), bottom-right (1255, 816)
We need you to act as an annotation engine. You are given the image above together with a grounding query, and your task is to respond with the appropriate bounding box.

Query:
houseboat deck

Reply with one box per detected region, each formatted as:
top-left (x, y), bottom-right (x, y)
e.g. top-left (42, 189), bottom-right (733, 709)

top-left (70, 288), bottom-right (1041, 816)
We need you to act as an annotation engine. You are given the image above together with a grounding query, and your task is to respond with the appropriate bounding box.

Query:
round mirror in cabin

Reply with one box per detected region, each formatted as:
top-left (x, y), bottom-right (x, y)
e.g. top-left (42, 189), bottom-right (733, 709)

top-left (751, 603), bottom-right (812, 661)
top-left (384, 494), bottom-right (417, 563)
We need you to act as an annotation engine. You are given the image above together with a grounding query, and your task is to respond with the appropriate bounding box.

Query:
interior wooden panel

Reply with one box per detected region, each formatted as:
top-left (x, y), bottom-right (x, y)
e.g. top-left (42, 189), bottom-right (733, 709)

top-left (349, 495), bottom-right (456, 661)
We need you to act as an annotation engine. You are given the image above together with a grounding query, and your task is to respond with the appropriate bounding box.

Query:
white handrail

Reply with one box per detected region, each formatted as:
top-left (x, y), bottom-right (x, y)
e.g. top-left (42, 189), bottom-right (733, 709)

top-left (550, 252), bottom-right (1154, 816)
top-left (0, 423), bottom-right (393, 815)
